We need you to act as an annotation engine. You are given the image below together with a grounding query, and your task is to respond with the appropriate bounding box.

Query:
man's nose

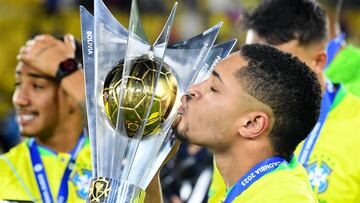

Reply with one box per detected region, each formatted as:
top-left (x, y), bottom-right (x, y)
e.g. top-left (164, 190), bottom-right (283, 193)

top-left (13, 88), bottom-right (30, 107)
top-left (188, 84), bottom-right (202, 100)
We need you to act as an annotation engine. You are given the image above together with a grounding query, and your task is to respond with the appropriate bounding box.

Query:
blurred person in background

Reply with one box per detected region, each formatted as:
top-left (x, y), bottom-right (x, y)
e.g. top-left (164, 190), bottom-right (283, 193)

top-left (320, 0), bottom-right (360, 98)
top-left (209, 0), bottom-right (360, 202)
top-left (160, 144), bottom-right (212, 203)
top-left (0, 110), bottom-right (20, 153)
top-left (0, 34), bottom-right (92, 202)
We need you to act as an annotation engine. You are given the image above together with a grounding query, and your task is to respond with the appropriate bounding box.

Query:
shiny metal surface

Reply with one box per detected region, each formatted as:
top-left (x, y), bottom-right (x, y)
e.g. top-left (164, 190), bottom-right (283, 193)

top-left (103, 57), bottom-right (177, 137)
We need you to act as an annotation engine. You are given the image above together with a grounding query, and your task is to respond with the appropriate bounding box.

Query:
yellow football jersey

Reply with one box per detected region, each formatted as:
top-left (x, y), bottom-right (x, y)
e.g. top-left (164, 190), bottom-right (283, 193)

top-left (295, 88), bottom-right (360, 203)
top-left (325, 45), bottom-right (360, 98)
top-left (0, 138), bottom-right (92, 202)
top-left (208, 156), bottom-right (318, 203)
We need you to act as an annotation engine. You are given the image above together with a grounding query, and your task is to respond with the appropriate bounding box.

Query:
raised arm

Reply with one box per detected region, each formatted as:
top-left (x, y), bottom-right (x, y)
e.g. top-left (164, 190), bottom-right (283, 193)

top-left (17, 34), bottom-right (85, 104)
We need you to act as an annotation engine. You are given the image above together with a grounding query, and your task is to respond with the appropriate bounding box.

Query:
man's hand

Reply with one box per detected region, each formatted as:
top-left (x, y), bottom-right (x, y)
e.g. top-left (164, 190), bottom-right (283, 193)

top-left (17, 34), bottom-right (76, 77)
top-left (145, 139), bottom-right (181, 203)
top-left (17, 34), bottom-right (86, 104)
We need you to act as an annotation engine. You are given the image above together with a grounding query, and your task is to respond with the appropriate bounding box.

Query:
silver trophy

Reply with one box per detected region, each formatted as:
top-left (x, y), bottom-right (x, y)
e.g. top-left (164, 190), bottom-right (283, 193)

top-left (80, 0), bottom-right (236, 202)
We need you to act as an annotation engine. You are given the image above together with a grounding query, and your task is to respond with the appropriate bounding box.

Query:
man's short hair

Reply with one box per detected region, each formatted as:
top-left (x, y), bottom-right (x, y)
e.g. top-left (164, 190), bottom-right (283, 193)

top-left (237, 44), bottom-right (322, 160)
top-left (245, 0), bottom-right (327, 45)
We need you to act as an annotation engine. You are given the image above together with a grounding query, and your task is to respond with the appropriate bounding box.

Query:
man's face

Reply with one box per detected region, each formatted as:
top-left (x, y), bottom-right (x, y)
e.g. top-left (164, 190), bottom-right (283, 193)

top-left (12, 62), bottom-right (68, 138)
top-left (175, 53), bottom-right (262, 151)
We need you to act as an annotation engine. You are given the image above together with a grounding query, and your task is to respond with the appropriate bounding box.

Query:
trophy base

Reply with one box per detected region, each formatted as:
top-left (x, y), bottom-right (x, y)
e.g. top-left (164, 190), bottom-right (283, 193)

top-left (87, 177), bottom-right (146, 203)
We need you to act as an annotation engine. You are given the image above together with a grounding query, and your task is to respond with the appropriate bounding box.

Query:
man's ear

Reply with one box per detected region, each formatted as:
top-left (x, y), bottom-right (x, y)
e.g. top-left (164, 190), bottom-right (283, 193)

top-left (68, 97), bottom-right (78, 114)
top-left (238, 112), bottom-right (269, 139)
top-left (60, 88), bottom-right (78, 114)
top-left (312, 49), bottom-right (327, 74)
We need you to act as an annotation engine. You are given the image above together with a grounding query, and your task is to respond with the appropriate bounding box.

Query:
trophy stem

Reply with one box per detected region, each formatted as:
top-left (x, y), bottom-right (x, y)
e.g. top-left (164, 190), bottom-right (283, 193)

top-left (87, 177), bottom-right (146, 203)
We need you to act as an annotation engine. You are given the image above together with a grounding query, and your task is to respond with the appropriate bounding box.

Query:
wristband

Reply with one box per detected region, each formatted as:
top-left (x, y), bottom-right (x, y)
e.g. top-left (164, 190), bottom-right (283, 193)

top-left (55, 58), bottom-right (79, 83)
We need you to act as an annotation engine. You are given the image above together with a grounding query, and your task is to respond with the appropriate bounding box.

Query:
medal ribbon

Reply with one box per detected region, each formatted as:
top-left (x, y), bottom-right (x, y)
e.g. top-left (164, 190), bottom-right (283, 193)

top-left (298, 82), bottom-right (340, 166)
top-left (299, 33), bottom-right (344, 166)
top-left (29, 133), bottom-right (86, 203)
top-left (223, 157), bottom-right (286, 203)
top-left (325, 32), bottom-right (345, 68)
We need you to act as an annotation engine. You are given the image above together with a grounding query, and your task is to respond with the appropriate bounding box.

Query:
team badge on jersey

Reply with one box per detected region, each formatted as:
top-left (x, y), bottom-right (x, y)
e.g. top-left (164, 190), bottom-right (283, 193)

top-left (306, 161), bottom-right (332, 193)
top-left (72, 169), bottom-right (92, 199)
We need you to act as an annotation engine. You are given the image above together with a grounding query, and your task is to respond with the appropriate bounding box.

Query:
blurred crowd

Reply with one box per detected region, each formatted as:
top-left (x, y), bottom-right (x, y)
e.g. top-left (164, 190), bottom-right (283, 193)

top-left (0, 0), bottom-right (244, 153)
top-left (1, 0), bottom-right (360, 202)
top-left (2, 0), bottom-right (360, 152)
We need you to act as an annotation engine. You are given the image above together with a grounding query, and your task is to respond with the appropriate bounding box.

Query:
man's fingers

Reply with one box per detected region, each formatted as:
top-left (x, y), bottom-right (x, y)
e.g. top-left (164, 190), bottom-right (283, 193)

top-left (17, 45), bottom-right (32, 61)
top-left (18, 42), bottom-right (41, 60)
top-left (16, 53), bottom-right (30, 61)
top-left (34, 35), bottom-right (45, 41)
top-left (34, 34), bottom-right (55, 42)
top-left (18, 46), bottom-right (27, 55)
top-left (64, 34), bottom-right (76, 50)
top-left (22, 38), bottom-right (47, 55)
top-left (25, 39), bottom-right (35, 47)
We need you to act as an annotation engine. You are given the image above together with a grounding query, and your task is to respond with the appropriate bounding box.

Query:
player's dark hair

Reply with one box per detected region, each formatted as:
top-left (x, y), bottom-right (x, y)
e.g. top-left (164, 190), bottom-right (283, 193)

top-left (237, 44), bottom-right (322, 160)
top-left (245, 0), bottom-right (327, 45)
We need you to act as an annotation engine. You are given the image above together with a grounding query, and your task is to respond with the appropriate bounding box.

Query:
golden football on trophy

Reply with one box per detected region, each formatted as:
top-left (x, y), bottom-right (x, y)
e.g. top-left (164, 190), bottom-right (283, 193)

top-left (103, 56), bottom-right (177, 137)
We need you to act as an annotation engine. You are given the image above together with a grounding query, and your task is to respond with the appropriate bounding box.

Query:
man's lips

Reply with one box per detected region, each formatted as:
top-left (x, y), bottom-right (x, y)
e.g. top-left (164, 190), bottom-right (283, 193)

top-left (17, 115), bottom-right (36, 125)
top-left (178, 95), bottom-right (189, 114)
top-left (15, 110), bottom-right (38, 125)
top-left (178, 105), bottom-right (185, 114)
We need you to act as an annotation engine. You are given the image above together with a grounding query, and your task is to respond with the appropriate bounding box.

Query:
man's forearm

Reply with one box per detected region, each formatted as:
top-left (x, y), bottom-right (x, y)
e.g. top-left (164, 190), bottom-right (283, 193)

top-left (61, 70), bottom-right (86, 104)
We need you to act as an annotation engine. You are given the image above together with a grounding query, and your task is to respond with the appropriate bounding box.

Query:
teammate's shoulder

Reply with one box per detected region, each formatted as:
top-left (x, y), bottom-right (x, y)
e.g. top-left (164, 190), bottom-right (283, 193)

top-left (250, 159), bottom-right (316, 201)
top-left (239, 171), bottom-right (317, 203)
top-left (0, 141), bottom-right (29, 163)
top-left (0, 141), bottom-right (29, 182)
top-left (333, 90), bottom-right (360, 117)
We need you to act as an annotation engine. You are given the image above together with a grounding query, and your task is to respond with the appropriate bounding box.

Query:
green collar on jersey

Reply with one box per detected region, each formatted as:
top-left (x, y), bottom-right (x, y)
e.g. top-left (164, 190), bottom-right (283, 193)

top-left (26, 136), bottom-right (89, 156)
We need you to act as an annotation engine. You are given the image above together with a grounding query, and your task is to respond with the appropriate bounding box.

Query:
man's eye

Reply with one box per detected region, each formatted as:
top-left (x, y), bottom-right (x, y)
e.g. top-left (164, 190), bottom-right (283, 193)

top-left (33, 84), bottom-right (45, 90)
top-left (14, 82), bottom-right (21, 87)
top-left (210, 87), bottom-right (218, 92)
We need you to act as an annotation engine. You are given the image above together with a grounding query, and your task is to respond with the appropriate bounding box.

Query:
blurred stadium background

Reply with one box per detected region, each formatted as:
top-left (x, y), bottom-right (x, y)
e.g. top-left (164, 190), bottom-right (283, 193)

top-left (0, 0), bottom-right (360, 151)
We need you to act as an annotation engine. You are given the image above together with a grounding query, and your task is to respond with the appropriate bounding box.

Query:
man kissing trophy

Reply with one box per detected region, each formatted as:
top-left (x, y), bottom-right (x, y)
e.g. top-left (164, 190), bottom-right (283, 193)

top-left (80, 0), bottom-right (236, 202)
